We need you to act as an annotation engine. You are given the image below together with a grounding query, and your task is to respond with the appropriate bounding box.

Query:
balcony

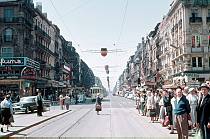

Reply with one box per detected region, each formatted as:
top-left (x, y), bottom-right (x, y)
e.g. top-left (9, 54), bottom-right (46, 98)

top-left (189, 17), bottom-right (202, 23)
top-left (35, 42), bottom-right (54, 55)
top-left (192, 67), bottom-right (203, 71)
top-left (191, 47), bottom-right (203, 53)
top-left (0, 17), bottom-right (33, 28)
top-left (34, 26), bottom-right (51, 41)
top-left (207, 17), bottom-right (210, 23)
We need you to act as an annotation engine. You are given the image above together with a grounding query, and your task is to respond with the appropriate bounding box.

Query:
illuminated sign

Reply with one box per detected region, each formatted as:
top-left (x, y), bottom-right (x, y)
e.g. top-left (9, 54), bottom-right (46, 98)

top-left (0, 0), bottom-right (17, 2)
top-left (0, 57), bottom-right (24, 66)
top-left (64, 65), bottom-right (71, 72)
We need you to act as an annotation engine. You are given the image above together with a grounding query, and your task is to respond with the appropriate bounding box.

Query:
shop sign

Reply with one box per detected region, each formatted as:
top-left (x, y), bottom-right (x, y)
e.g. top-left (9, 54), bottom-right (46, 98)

top-left (0, 0), bottom-right (17, 2)
top-left (0, 57), bottom-right (25, 66)
top-left (64, 65), bottom-right (71, 72)
top-left (21, 68), bottom-right (36, 80)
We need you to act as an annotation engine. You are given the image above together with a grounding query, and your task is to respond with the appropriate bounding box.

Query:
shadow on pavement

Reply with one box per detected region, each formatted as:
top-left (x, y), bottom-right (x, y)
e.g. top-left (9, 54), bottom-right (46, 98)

top-left (99, 114), bottom-right (111, 116)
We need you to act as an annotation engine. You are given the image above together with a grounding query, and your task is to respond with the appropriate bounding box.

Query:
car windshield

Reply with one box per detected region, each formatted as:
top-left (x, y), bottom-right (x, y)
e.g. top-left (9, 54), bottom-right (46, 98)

top-left (20, 97), bottom-right (35, 102)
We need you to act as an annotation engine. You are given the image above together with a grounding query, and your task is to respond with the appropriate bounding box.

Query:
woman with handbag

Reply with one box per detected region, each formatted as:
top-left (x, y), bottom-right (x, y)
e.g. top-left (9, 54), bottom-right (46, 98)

top-left (146, 91), bottom-right (156, 123)
top-left (95, 93), bottom-right (102, 115)
top-left (163, 90), bottom-right (174, 134)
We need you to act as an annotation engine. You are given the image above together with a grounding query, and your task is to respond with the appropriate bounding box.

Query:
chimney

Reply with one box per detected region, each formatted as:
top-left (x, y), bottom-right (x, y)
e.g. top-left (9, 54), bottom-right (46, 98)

top-left (43, 13), bottom-right (47, 18)
top-left (36, 2), bottom-right (42, 12)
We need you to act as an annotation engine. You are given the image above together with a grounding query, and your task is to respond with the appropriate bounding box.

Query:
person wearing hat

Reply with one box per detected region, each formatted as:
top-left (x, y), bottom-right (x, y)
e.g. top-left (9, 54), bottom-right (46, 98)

top-left (187, 87), bottom-right (198, 131)
top-left (0, 94), bottom-right (13, 132)
top-left (95, 93), bottom-right (102, 115)
top-left (196, 83), bottom-right (210, 139)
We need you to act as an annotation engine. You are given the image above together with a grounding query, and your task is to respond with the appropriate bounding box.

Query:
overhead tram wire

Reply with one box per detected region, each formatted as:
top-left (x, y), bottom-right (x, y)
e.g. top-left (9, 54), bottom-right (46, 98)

top-left (49, 0), bottom-right (83, 53)
top-left (115, 0), bottom-right (129, 48)
top-left (62, 0), bottom-right (93, 17)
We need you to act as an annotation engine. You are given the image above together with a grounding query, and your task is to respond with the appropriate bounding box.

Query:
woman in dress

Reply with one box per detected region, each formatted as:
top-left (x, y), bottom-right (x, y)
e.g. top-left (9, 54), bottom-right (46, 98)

top-left (95, 93), bottom-right (102, 115)
top-left (1, 94), bottom-right (13, 132)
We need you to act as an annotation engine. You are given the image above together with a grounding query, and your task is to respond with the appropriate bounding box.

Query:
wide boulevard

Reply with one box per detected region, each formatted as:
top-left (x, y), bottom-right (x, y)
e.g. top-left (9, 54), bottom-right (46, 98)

top-left (11, 94), bottom-right (186, 138)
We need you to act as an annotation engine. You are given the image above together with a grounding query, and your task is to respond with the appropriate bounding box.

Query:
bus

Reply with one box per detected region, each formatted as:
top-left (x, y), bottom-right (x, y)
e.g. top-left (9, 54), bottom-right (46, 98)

top-left (90, 86), bottom-right (103, 102)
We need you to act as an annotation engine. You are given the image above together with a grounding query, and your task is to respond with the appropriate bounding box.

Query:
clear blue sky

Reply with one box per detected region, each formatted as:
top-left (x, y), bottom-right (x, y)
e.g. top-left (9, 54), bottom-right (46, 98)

top-left (34, 0), bottom-right (173, 90)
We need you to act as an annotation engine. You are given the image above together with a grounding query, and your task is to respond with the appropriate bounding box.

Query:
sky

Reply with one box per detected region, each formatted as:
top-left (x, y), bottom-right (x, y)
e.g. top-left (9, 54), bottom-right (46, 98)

top-left (33, 0), bottom-right (173, 90)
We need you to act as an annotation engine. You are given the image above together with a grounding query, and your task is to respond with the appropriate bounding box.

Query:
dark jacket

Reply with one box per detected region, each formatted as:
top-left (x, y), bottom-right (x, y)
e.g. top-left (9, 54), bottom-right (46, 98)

top-left (163, 95), bottom-right (172, 112)
top-left (197, 94), bottom-right (210, 125)
top-left (174, 95), bottom-right (190, 115)
top-left (96, 96), bottom-right (102, 105)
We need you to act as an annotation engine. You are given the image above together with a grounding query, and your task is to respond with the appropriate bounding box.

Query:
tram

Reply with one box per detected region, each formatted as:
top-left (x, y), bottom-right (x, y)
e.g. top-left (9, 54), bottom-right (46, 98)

top-left (90, 86), bottom-right (103, 102)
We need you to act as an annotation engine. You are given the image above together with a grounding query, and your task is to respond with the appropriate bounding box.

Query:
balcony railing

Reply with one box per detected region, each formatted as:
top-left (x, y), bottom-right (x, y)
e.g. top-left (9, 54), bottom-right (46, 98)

top-left (207, 17), bottom-right (210, 23)
top-left (34, 26), bottom-right (51, 40)
top-left (35, 42), bottom-right (54, 55)
top-left (0, 17), bottom-right (33, 27)
top-left (191, 47), bottom-right (203, 53)
top-left (189, 17), bottom-right (202, 23)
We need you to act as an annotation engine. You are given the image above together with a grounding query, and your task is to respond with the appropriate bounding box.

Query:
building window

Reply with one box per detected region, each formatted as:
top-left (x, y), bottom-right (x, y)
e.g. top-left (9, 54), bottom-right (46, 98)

top-left (192, 35), bottom-right (201, 47)
top-left (208, 9), bottom-right (210, 17)
top-left (1, 47), bottom-right (13, 57)
top-left (191, 9), bottom-right (198, 17)
top-left (208, 36), bottom-right (210, 46)
top-left (209, 57), bottom-right (210, 67)
top-left (4, 28), bottom-right (13, 42)
top-left (192, 57), bottom-right (197, 67)
top-left (198, 57), bottom-right (202, 67)
top-left (4, 8), bottom-right (14, 22)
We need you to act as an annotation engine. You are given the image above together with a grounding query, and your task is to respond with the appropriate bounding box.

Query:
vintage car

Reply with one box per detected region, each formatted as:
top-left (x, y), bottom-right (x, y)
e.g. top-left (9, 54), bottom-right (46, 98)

top-left (13, 96), bottom-right (51, 114)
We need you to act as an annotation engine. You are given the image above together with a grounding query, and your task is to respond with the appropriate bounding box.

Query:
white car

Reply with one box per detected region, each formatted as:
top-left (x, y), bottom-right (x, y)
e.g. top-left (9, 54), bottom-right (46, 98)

top-left (127, 94), bottom-right (134, 99)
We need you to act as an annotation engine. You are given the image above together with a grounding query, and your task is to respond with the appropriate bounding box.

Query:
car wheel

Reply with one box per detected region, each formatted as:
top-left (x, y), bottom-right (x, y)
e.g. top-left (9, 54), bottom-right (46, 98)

top-left (31, 109), bottom-right (34, 113)
top-left (25, 107), bottom-right (29, 113)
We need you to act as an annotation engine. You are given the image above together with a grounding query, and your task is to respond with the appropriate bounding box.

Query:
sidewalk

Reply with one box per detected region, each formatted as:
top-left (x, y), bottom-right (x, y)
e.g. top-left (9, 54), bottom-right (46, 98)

top-left (0, 106), bottom-right (71, 137)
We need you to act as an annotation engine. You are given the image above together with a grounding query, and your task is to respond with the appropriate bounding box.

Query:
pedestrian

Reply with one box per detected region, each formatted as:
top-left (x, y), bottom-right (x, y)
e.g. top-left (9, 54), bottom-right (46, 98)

top-left (146, 91), bottom-right (156, 123)
top-left (136, 92), bottom-right (141, 114)
top-left (36, 91), bottom-right (43, 116)
top-left (59, 94), bottom-right (64, 110)
top-left (0, 94), bottom-right (13, 132)
top-left (159, 92), bottom-right (166, 126)
top-left (163, 90), bottom-right (174, 134)
top-left (64, 94), bottom-right (71, 110)
top-left (196, 83), bottom-right (210, 139)
top-left (187, 87), bottom-right (198, 132)
top-left (140, 90), bottom-right (146, 116)
top-left (154, 91), bottom-right (160, 121)
top-left (8, 96), bottom-right (14, 127)
top-left (174, 88), bottom-right (191, 139)
top-left (95, 93), bottom-right (102, 115)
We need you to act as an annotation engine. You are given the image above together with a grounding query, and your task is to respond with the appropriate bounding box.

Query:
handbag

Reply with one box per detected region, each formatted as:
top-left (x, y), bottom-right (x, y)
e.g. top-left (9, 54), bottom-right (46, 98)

top-left (163, 116), bottom-right (170, 127)
top-left (194, 129), bottom-right (202, 139)
top-left (95, 104), bottom-right (101, 111)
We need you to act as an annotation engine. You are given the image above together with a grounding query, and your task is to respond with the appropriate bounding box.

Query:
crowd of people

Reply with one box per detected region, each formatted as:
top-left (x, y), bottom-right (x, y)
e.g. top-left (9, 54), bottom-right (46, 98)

top-left (135, 82), bottom-right (210, 139)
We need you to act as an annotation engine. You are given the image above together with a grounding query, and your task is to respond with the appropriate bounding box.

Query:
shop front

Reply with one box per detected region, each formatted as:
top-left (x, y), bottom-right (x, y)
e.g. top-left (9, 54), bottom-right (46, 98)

top-left (0, 57), bottom-right (40, 98)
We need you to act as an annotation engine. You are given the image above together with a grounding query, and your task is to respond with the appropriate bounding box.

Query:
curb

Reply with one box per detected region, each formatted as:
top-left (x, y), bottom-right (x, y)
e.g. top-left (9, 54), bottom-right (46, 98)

top-left (3, 110), bottom-right (71, 137)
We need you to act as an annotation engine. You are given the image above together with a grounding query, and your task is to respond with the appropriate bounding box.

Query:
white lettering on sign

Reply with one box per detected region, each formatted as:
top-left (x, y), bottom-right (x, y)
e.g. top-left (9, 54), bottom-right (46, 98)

top-left (0, 58), bottom-right (23, 66)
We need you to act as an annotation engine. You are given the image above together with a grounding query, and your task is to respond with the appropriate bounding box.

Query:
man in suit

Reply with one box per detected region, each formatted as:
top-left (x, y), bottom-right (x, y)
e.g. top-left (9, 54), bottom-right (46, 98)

top-left (36, 91), bottom-right (43, 116)
top-left (197, 83), bottom-right (210, 139)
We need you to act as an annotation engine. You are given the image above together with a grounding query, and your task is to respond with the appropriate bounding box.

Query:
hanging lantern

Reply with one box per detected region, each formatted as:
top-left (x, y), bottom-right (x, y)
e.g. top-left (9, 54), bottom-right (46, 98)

top-left (101, 48), bottom-right (108, 57)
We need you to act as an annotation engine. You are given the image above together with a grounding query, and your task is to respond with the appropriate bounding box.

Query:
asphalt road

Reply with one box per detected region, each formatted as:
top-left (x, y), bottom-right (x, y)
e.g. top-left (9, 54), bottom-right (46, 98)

top-left (12, 94), bottom-right (192, 138)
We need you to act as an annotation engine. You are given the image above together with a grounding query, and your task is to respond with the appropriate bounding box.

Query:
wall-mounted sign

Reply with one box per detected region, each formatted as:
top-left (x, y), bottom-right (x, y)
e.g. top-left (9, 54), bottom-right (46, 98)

top-left (64, 65), bottom-right (71, 72)
top-left (0, 0), bottom-right (17, 2)
top-left (0, 57), bottom-right (25, 66)
top-left (0, 57), bottom-right (40, 70)
top-left (21, 68), bottom-right (36, 80)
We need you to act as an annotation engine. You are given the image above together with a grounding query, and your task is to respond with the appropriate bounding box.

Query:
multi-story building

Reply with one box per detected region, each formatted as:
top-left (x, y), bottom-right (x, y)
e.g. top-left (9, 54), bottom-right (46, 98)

top-left (159, 0), bottom-right (210, 88)
top-left (0, 0), bottom-right (39, 97)
top-left (0, 0), bottom-right (96, 100)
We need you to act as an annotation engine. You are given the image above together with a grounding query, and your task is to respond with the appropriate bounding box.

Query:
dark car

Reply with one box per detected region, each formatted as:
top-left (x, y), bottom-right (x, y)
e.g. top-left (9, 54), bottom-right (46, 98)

top-left (13, 96), bottom-right (51, 114)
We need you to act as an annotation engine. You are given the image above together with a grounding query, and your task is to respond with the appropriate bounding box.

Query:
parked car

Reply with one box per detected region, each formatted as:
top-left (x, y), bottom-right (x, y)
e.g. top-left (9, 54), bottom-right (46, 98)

top-left (13, 96), bottom-right (51, 114)
top-left (127, 93), bottom-right (134, 99)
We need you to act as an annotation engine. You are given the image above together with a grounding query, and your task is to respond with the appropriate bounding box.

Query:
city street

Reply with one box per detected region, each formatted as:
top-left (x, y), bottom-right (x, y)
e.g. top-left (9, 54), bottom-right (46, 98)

top-left (10, 95), bottom-right (185, 138)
